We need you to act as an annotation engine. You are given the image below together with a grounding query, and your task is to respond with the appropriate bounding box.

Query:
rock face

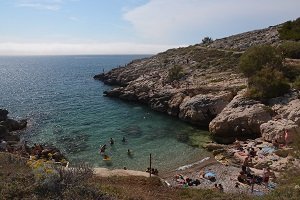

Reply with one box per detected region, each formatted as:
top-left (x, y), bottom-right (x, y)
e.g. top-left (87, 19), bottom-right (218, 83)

top-left (206, 26), bottom-right (280, 51)
top-left (98, 45), bottom-right (246, 127)
top-left (0, 109), bottom-right (27, 141)
top-left (209, 91), bottom-right (272, 142)
top-left (260, 91), bottom-right (300, 143)
top-left (94, 24), bottom-right (299, 143)
top-left (178, 91), bottom-right (233, 125)
top-left (260, 119), bottom-right (300, 143)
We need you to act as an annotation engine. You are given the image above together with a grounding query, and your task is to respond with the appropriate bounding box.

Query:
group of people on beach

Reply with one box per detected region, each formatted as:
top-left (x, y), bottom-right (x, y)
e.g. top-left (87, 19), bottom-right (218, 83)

top-left (235, 138), bottom-right (277, 192)
top-left (146, 167), bottom-right (159, 175)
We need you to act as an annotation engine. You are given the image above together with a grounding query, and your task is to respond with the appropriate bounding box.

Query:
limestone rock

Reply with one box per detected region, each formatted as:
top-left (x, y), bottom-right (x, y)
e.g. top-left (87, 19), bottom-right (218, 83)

top-left (209, 91), bottom-right (272, 141)
top-left (179, 91), bottom-right (233, 125)
top-left (277, 99), bottom-right (300, 126)
top-left (167, 92), bottom-right (186, 116)
top-left (260, 119), bottom-right (300, 143)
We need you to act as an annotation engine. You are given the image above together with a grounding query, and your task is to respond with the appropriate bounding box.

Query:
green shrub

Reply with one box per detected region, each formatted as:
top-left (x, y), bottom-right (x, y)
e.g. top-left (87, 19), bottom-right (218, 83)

top-left (202, 37), bottom-right (213, 45)
top-left (293, 76), bottom-right (300, 90)
top-left (279, 41), bottom-right (300, 59)
top-left (239, 45), bottom-right (282, 77)
top-left (247, 67), bottom-right (290, 99)
top-left (279, 18), bottom-right (300, 41)
top-left (282, 63), bottom-right (300, 81)
top-left (168, 65), bottom-right (184, 81)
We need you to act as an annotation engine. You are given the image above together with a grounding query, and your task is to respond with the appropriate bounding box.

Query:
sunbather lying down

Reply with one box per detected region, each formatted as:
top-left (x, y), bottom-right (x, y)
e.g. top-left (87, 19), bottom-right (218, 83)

top-left (200, 171), bottom-right (216, 182)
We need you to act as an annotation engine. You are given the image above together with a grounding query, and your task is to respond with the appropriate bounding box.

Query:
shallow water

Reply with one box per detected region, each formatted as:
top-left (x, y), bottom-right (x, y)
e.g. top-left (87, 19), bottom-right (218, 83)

top-left (0, 55), bottom-right (211, 172)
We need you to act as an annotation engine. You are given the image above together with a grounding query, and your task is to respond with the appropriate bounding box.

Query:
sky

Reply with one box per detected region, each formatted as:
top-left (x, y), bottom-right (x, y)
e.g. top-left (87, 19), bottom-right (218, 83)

top-left (0, 0), bottom-right (299, 55)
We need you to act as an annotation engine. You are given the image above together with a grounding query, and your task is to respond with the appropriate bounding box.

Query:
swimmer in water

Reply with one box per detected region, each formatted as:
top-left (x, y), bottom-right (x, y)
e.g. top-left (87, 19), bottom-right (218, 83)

top-left (110, 138), bottom-right (114, 145)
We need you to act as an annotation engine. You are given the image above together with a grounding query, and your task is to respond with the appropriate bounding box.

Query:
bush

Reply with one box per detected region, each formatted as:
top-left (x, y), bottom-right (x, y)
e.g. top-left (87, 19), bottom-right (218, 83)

top-left (239, 45), bottom-right (282, 77)
top-left (279, 41), bottom-right (300, 59)
top-left (279, 18), bottom-right (300, 41)
top-left (168, 65), bottom-right (184, 81)
top-left (202, 37), bottom-right (213, 45)
top-left (247, 67), bottom-right (290, 99)
top-left (293, 76), bottom-right (300, 90)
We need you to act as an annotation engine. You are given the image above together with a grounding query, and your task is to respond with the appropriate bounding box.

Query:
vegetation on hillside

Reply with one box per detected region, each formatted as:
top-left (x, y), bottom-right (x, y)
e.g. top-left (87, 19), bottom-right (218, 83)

top-left (278, 18), bottom-right (300, 41)
top-left (202, 37), bottom-right (214, 45)
top-left (279, 41), bottom-right (300, 59)
top-left (238, 44), bottom-right (300, 99)
top-left (168, 65), bottom-right (185, 81)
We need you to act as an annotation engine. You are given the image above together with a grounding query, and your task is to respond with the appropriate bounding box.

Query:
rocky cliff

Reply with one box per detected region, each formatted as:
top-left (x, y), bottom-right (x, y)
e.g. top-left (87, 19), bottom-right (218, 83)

top-left (94, 24), bottom-right (300, 143)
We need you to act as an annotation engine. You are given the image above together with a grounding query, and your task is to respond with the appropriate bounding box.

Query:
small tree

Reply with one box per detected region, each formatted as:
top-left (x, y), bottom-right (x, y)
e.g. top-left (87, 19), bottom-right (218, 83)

top-left (202, 37), bottom-right (213, 45)
top-left (247, 67), bottom-right (290, 99)
top-left (168, 66), bottom-right (184, 81)
top-left (279, 41), bottom-right (300, 59)
top-left (239, 45), bottom-right (282, 77)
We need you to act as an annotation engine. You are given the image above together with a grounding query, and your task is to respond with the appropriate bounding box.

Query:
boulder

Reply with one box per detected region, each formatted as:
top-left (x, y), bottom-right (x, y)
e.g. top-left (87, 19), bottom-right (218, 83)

top-left (277, 99), bottom-right (300, 126)
top-left (260, 119), bottom-right (300, 143)
top-left (0, 109), bottom-right (9, 121)
top-left (209, 91), bottom-right (272, 142)
top-left (178, 91), bottom-right (233, 125)
top-left (0, 125), bottom-right (9, 139)
top-left (167, 92), bottom-right (186, 116)
top-left (0, 119), bottom-right (27, 132)
top-left (0, 125), bottom-right (19, 141)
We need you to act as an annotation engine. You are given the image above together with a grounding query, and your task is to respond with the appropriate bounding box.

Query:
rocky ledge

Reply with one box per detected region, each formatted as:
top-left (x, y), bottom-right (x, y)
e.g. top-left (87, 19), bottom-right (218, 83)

top-left (94, 25), bottom-right (300, 144)
top-left (0, 109), bottom-right (27, 142)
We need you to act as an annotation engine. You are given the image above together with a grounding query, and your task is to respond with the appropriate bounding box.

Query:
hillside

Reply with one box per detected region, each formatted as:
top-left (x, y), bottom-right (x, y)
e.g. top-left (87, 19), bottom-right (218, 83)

top-left (95, 20), bottom-right (300, 144)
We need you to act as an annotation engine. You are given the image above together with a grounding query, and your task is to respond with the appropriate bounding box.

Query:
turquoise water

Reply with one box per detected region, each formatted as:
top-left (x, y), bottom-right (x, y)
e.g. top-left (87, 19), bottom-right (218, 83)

top-left (0, 55), bottom-right (211, 172)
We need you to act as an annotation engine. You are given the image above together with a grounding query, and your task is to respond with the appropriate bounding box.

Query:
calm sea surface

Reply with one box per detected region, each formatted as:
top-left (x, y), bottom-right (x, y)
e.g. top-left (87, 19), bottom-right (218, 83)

top-left (0, 55), bottom-right (210, 172)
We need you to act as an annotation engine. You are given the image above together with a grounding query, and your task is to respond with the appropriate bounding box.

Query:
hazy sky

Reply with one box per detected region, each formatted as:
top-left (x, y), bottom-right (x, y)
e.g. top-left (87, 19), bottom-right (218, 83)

top-left (0, 0), bottom-right (299, 55)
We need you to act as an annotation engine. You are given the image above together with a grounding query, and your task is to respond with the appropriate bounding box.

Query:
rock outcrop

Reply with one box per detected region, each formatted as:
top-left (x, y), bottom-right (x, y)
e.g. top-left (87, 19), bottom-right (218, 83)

top-left (206, 26), bottom-right (280, 51)
top-left (209, 91), bottom-right (272, 143)
top-left (94, 24), bottom-right (300, 143)
top-left (0, 109), bottom-right (27, 142)
top-left (260, 119), bottom-right (300, 143)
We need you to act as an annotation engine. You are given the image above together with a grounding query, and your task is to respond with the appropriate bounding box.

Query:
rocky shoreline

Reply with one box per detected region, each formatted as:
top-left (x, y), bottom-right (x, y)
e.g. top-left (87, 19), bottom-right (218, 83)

top-left (0, 109), bottom-right (66, 164)
top-left (93, 24), bottom-right (300, 194)
top-left (94, 25), bottom-right (299, 145)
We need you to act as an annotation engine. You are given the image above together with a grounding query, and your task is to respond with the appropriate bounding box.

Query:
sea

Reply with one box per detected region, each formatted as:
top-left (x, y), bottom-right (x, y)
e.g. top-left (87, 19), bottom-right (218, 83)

top-left (0, 55), bottom-right (211, 172)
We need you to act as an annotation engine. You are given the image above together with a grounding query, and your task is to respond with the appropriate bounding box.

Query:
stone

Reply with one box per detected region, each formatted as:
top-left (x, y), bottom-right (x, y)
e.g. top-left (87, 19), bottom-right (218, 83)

top-left (179, 91), bottom-right (233, 125)
top-left (260, 119), bottom-right (300, 143)
top-left (0, 119), bottom-right (27, 132)
top-left (209, 91), bottom-right (272, 142)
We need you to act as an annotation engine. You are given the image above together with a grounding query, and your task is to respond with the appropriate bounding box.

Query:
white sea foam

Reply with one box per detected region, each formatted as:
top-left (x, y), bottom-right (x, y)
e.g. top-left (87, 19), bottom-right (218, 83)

top-left (176, 157), bottom-right (210, 171)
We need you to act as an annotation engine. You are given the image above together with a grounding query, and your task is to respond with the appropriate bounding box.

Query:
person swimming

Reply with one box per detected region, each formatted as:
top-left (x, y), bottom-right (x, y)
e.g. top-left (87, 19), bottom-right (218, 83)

top-left (127, 149), bottom-right (132, 156)
top-left (110, 138), bottom-right (114, 145)
top-left (103, 154), bottom-right (110, 160)
top-left (100, 144), bottom-right (107, 153)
